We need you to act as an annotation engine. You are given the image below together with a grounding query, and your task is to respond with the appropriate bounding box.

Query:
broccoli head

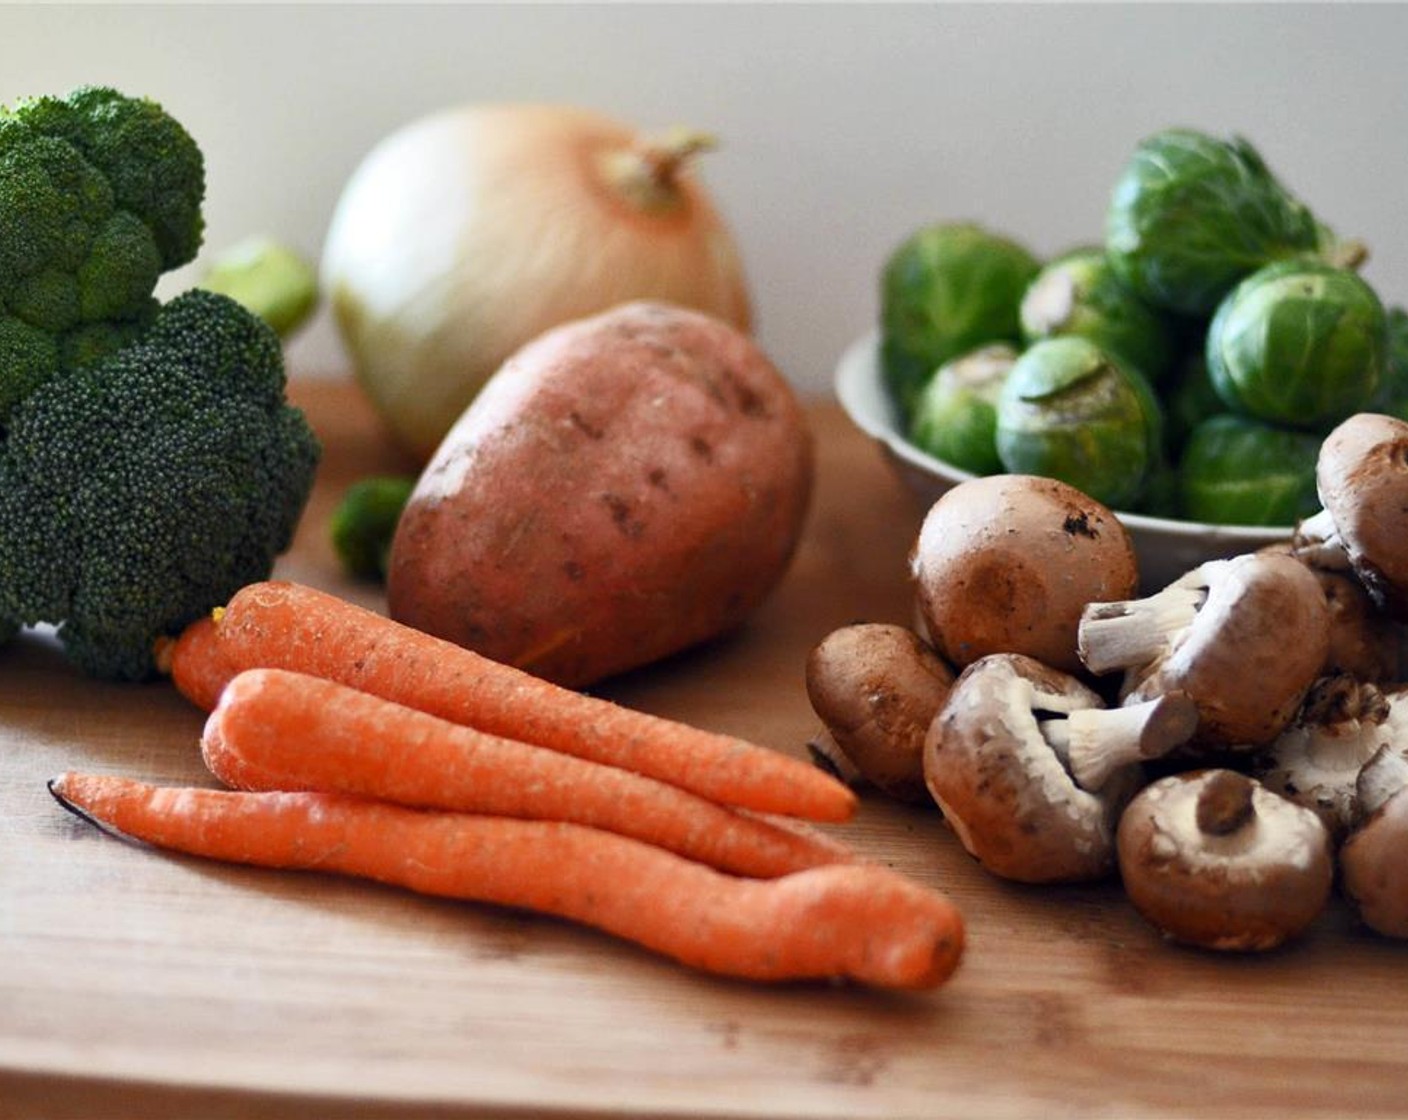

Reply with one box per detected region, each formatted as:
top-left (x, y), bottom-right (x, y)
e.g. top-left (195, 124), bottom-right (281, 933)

top-left (0, 289), bottom-right (320, 680)
top-left (0, 85), bottom-right (203, 420)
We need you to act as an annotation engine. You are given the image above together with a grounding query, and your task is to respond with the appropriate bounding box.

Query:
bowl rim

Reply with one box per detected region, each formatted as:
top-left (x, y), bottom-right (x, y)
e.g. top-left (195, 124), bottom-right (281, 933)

top-left (834, 329), bottom-right (1294, 543)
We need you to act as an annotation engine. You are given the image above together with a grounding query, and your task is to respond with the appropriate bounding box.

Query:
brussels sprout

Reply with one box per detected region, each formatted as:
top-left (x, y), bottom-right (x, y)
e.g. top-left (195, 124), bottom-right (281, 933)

top-left (880, 222), bottom-right (1040, 415)
top-left (995, 336), bottom-right (1162, 509)
top-left (1163, 352), bottom-right (1224, 456)
top-left (1020, 247), bottom-right (1175, 385)
top-left (1105, 128), bottom-right (1320, 317)
top-left (907, 343), bottom-right (1018, 475)
top-left (1206, 259), bottom-right (1386, 430)
top-left (1177, 414), bottom-right (1321, 526)
top-left (1369, 306), bottom-right (1408, 420)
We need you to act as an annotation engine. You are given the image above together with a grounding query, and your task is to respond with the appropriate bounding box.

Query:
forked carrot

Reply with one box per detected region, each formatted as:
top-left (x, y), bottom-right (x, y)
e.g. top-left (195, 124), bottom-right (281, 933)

top-left (49, 773), bottom-right (964, 990)
top-left (154, 614), bottom-right (237, 712)
top-left (198, 581), bottom-right (856, 823)
top-left (202, 668), bottom-right (854, 879)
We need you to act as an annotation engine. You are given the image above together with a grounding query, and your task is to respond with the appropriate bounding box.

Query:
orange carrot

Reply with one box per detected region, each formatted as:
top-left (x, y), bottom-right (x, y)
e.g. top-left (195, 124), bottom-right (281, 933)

top-left (202, 668), bottom-right (854, 879)
top-left (49, 772), bottom-right (964, 990)
top-left (155, 614), bottom-right (237, 712)
top-left (202, 581), bottom-right (856, 823)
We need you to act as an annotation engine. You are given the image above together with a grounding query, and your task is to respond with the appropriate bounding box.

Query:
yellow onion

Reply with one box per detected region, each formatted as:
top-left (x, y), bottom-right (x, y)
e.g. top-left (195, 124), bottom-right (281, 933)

top-left (321, 103), bottom-right (753, 461)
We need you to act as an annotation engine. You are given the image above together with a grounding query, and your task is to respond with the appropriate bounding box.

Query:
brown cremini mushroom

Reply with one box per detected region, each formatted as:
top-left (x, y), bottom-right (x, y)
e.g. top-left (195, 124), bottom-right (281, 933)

top-left (1294, 412), bottom-right (1408, 621)
top-left (1260, 541), bottom-right (1402, 683)
top-left (1339, 747), bottom-right (1408, 938)
top-left (1117, 769), bottom-right (1335, 951)
top-left (805, 623), bottom-right (956, 803)
top-left (911, 474), bottom-right (1139, 675)
top-left (923, 653), bottom-right (1190, 884)
top-left (1252, 674), bottom-right (1408, 841)
top-left (1077, 552), bottom-right (1331, 753)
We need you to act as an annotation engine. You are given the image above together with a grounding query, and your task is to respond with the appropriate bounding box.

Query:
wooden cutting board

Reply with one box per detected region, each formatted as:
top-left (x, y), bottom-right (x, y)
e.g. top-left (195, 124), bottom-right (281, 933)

top-left (3, 380), bottom-right (1408, 1120)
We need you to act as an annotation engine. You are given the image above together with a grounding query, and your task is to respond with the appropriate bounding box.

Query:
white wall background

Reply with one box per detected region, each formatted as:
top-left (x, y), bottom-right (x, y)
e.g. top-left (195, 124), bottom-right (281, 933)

top-left (4, 3), bottom-right (1406, 398)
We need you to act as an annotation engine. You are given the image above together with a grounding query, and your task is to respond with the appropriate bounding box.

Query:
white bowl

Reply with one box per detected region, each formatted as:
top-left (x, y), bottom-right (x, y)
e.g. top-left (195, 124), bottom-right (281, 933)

top-left (834, 331), bottom-right (1290, 592)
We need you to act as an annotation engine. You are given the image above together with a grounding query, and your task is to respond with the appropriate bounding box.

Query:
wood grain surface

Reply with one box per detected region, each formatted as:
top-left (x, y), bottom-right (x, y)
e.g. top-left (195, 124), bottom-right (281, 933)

top-left (3, 380), bottom-right (1408, 1120)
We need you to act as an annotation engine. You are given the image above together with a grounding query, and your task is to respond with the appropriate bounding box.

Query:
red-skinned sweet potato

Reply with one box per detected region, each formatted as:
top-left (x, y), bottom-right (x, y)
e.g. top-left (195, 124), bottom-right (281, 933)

top-left (386, 301), bottom-right (814, 688)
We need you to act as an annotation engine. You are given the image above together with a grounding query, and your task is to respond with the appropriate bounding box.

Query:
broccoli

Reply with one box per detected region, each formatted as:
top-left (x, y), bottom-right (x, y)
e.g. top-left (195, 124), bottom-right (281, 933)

top-left (0, 85), bottom-right (204, 420)
top-left (0, 87), bottom-right (320, 680)
top-left (0, 290), bottom-right (319, 679)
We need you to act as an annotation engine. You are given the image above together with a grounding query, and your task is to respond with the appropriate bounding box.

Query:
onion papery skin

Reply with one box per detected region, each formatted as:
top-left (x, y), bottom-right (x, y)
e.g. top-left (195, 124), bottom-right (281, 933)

top-left (321, 103), bottom-right (754, 462)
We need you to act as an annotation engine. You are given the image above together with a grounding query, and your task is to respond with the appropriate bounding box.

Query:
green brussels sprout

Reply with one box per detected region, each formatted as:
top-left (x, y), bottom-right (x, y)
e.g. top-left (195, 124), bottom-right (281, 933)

top-left (1369, 306), bottom-right (1408, 421)
top-left (1134, 456), bottom-right (1183, 520)
top-left (329, 475), bottom-right (416, 582)
top-left (880, 222), bottom-right (1040, 415)
top-left (1163, 352), bottom-right (1225, 456)
top-left (907, 343), bottom-right (1018, 475)
top-left (1105, 128), bottom-right (1320, 317)
top-left (200, 237), bottom-right (319, 339)
top-left (1177, 414), bottom-right (1321, 526)
top-left (995, 336), bottom-right (1162, 510)
top-left (1206, 259), bottom-right (1386, 430)
top-left (1020, 247), bottom-right (1176, 385)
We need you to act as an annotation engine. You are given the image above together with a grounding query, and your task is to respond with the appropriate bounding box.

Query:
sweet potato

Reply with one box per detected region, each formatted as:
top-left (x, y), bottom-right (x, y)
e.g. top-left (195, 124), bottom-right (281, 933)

top-left (386, 301), bottom-right (814, 688)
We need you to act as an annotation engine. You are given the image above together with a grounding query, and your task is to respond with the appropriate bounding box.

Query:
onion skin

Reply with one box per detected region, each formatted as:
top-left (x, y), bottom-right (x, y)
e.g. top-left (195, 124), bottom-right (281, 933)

top-left (321, 103), bottom-right (753, 462)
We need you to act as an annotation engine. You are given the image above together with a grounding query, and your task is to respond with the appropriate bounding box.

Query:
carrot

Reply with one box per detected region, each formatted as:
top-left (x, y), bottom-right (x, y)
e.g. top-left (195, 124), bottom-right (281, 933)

top-left (202, 668), bottom-right (854, 879)
top-left (155, 614), bottom-right (237, 712)
top-left (48, 773), bottom-right (964, 990)
top-left (201, 581), bottom-right (856, 823)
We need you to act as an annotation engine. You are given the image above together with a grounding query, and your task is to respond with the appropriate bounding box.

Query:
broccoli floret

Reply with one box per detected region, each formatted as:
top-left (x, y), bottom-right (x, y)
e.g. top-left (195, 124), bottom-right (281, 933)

top-left (0, 290), bottom-right (320, 680)
top-left (0, 86), bottom-right (203, 419)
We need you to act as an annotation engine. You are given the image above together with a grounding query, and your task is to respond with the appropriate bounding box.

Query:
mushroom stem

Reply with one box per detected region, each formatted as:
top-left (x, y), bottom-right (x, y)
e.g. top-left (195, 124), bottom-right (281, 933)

top-left (1356, 744), bottom-right (1408, 819)
top-left (1077, 572), bottom-right (1211, 676)
top-left (1196, 770), bottom-right (1257, 836)
top-left (1039, 692), bottom-right (1199, 791)
top-left (1293, 508), bottom-right (1350, 572)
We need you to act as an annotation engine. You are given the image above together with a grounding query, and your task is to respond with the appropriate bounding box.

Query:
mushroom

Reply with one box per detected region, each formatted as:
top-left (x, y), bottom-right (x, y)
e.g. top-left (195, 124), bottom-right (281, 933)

top-left (1252, 673), bottom-right (1408, 841)
top-left (1338, 746), bottom-right (1408, 938)
top-left (911, 474), bottom-right (1139, 675)
top-left (1077, 552), bottom-right (1331, 753)
top-left (1260, 542), bottom-right (1402, 683)
top-left (1116, 769), bottom-right (1335, 951)
top-left (1294, 412), bottom-right (1408, 621)
top-left (923, 653), bottom-right (1194, 884)
top-left (804, 623), bottom-right (956, 804)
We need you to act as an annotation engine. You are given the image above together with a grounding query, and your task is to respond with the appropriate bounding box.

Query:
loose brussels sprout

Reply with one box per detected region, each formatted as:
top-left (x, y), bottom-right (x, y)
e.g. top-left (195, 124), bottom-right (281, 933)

top-left (907, 343), bottom-right (1018, 475)
top-left (1020, 247), bottom-right (1175, 385)
top-left (1105, 128), bottom-right (1321, 317)
top-left (1178, 414), bottom-right (1321, 526)
top-left (995, 336), bottom-right (1162, 510)
top-left (1369, 306), bottom-right (1408, 421)
top-left (1206, 259), bottom-right (1386, 430)
top-left (880, 222), bottom-right (1040, 416)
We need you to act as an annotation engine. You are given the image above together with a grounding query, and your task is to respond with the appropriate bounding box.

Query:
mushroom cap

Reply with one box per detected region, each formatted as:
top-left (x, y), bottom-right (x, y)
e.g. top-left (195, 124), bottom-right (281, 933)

top-left (1117, 770), bottom-right (1334, 951)
top-left (1317, 412), bottom-right (1408, 620)
top-left (923, 652), bottom-right (1132, 884)
top-left (1340, 786), bottom-right (1408, 938)
top-left (911, 474), bottom-right (1139, 674)
top-left (1259, 542), bottom-right (1402, 683)
top-left (1125, 552), bottom-right (1330, 750)
top-left (805, 623), bottom-right (956, 803)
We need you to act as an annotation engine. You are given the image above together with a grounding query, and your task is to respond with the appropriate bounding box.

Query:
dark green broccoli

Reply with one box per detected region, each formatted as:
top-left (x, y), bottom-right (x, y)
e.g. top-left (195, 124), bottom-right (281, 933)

top-left (0, 289), bottom-right (320, 679)
top-left (0, 85), bottom-right (203, 420)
